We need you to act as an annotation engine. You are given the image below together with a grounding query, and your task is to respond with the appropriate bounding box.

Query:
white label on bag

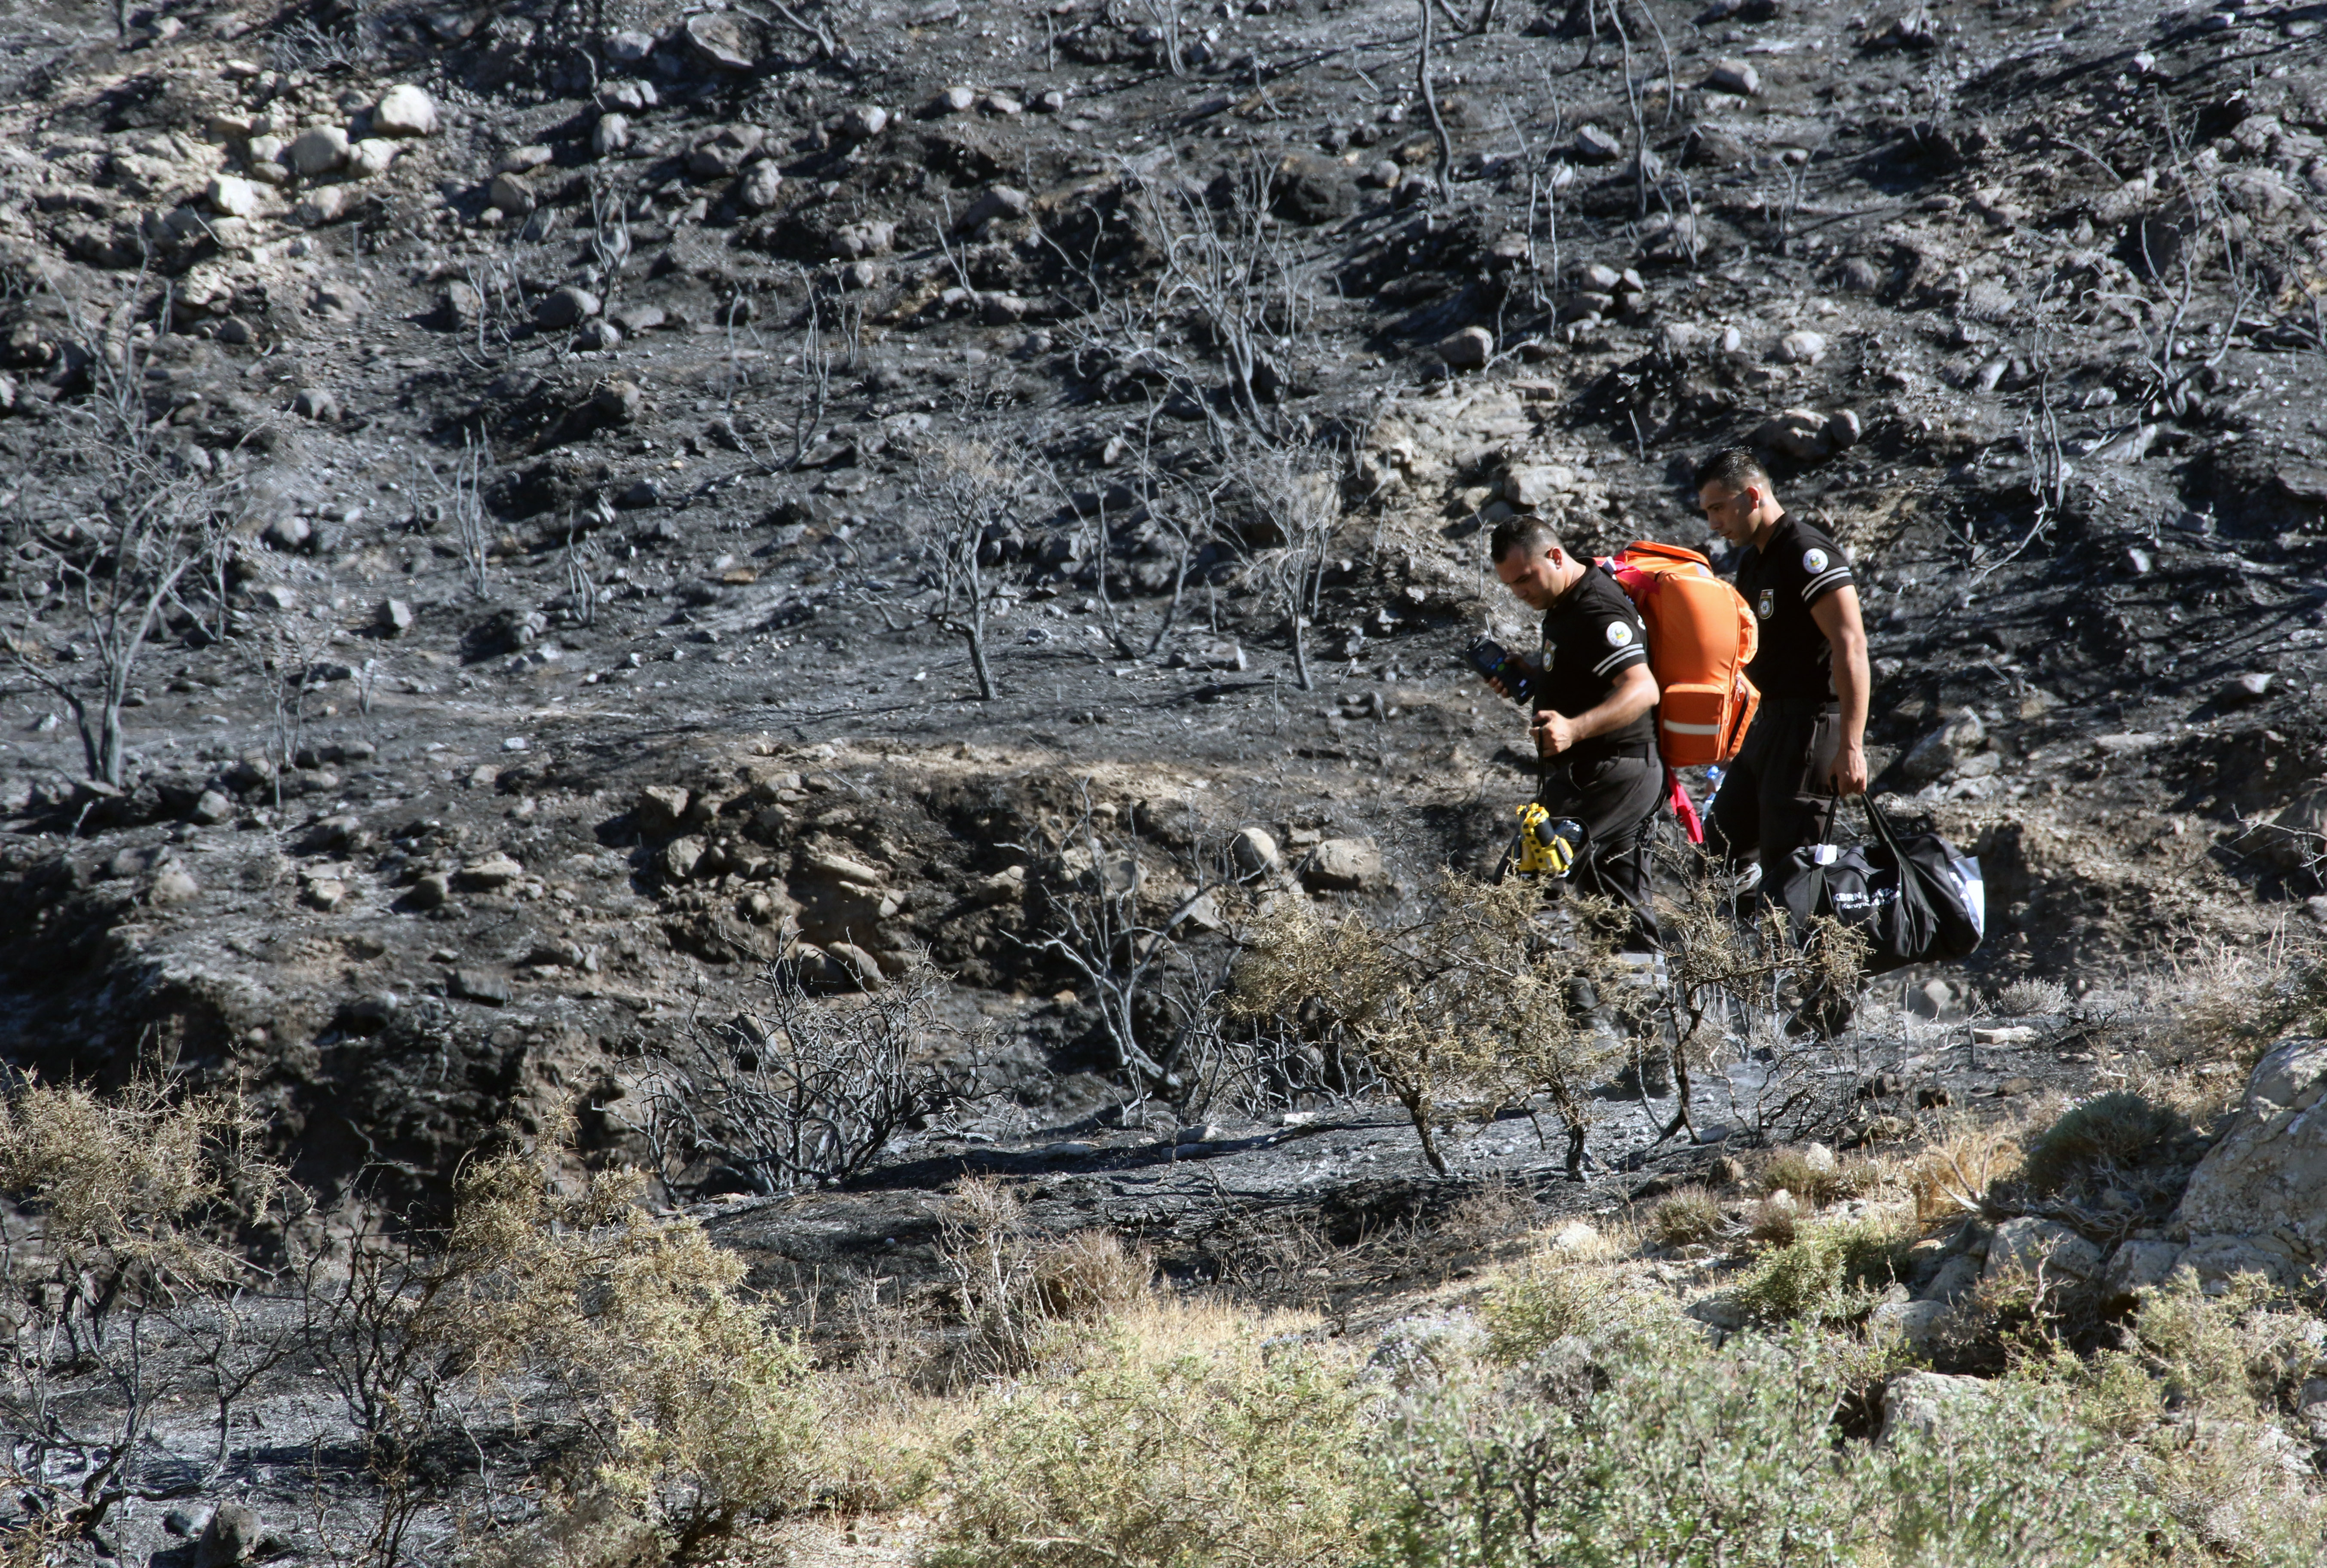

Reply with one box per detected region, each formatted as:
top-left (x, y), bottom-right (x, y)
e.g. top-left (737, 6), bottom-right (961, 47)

top-left (1812, 844), bottom-right (1840, 865)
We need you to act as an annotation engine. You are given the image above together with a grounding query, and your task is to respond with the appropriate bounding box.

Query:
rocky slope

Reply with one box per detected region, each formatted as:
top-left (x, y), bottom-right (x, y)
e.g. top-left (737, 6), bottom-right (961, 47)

top-left (0, 0), bottom-right (2322, 1213)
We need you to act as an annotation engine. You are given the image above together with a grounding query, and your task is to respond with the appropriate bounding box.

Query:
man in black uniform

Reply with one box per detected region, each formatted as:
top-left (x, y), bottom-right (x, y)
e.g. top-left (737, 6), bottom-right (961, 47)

top-left (1695, 447), bottom-right (1871, 904)
top-left (1487, 516), bottom-right (1663, 950)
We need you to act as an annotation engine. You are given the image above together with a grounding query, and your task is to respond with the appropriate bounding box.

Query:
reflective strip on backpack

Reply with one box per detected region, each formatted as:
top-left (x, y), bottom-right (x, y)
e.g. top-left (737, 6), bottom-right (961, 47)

top-left (1662, 720), bottom-right (1721, 735)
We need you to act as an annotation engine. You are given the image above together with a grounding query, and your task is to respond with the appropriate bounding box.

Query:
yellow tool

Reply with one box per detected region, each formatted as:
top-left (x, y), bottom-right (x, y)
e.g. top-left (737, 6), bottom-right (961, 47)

top-left (1514, 804), bottom-right (1585, 878)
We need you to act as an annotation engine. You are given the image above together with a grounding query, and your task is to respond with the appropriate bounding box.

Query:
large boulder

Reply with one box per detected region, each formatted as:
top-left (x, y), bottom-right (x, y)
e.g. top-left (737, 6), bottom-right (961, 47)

top-left (2174, 1038), bottom-right (2327, 1284)
top-left (684, 12), bottom-right (759, 70)
top-left (1981, 1217), bottom-right (2104, 1281)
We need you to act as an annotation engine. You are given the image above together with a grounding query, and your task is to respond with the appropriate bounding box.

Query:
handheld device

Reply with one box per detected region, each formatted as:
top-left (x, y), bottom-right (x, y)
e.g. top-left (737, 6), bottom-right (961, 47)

top-left (1465, 637), bottom-right (1537, 705)
top-left (1513, 803), bottom-right (1587, 878)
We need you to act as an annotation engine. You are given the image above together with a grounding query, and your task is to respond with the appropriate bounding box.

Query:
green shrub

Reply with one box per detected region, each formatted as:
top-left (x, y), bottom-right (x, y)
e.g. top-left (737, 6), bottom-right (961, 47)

top-left (2019, 1092), bottom-right (2191, 1198)
top-left (1370, 1327), bottom-right (2186, 1568)
top-left (1643, 1188), bottom-right (1724, 1249)
top-left (1478, 1253), bottom-right (1671, 1365)
top-left (925, 1305), bottom-right (1368, 1568)
top-left (1731, 1218), bottom-right (1911, 1324)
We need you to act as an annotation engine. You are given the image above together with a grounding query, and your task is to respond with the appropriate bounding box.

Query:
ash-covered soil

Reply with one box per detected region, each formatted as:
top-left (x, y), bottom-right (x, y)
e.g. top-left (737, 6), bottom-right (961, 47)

top-left (0, 0), bottom-right (2323, 1285)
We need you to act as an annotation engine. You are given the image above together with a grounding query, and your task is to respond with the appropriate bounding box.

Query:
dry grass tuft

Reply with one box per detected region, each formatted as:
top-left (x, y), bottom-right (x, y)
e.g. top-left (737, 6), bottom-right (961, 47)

top-left (1904, 1121), bottom-right (2025, 1225)
top-left (1643, 1188), bottom-right (1725, 1250)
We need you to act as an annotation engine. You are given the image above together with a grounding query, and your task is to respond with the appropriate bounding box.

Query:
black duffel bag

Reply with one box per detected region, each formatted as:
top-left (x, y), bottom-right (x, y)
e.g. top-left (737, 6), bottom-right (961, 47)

top-left (1779, 797), bottom-right (1984, 973)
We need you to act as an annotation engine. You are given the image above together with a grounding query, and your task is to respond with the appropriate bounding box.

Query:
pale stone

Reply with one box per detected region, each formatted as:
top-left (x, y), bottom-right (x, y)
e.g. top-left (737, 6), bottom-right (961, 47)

top-left (1302, 837), bottom-right (1384, 891)
top-left (206, 174), bottom-right (259, 217)
top-left (1983, 1216), bottom-right (2105, 1280)
top-left (287, 125), bottom-right (350, 176)
top-left (1879, 1371), bottom-right (1990, 1443)
top-left (1231, 826), bottom-right (1282, 875)
top-left (372, 84), bottom-right (439, 137)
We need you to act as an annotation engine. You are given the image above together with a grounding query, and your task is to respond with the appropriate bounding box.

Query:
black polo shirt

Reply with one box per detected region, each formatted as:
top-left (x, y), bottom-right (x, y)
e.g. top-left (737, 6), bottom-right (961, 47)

top-left (1732, 514), bottom-right (1855, 702)
top-left (1536, 564), bottom-right (1654, 753)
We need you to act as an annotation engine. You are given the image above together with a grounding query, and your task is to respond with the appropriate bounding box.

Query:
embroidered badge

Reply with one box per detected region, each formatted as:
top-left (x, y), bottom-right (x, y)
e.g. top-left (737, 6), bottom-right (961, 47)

top-left (1605, 622), bottom-right (1633, 648)
top-left (1756, 588), bottom-right (1774, 619)
top-left (1803, 548), bottom-right (1829, 573)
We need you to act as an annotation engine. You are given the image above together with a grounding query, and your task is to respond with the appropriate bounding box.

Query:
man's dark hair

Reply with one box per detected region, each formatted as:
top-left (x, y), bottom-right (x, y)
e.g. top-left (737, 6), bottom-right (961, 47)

top-left (1693, 447), bottom-right (1771, 494)
top-left (1489, 515), bottom-right (1564, 563)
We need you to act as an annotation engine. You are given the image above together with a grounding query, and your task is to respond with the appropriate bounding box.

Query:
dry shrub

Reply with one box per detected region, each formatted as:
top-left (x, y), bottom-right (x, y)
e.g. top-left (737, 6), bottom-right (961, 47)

top-left (924, 1300), bottom-right (1367, 1568)
top-left (1643, 1188), bottom-right (1724, 1250)
top-left (1478, 1234), bottom-right (1666, 1364)
top-left (1905, 1119), bottom-right (2024, 1224)
top-left (1227, 876), bottom-right (1630, 1175)
top-left (404, 1116), bottom-right (825, 1553)
top-left (1754, 1147), bottom-right (1872, 1209)
top-left (1996, 976), bottom-right (2072, 1015)
top-left (1746, 1196), bottom-right (1800, 1246)
top-left (2018, 1090), bottom-right (2195, 1201)
top-left (937, 1177), bottom-right (1150, 1383)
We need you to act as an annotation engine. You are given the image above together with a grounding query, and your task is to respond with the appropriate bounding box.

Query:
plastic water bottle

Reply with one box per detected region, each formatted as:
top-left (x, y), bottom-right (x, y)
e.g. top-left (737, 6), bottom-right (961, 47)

top-left (1705, 765), bottom-right (1726, 797)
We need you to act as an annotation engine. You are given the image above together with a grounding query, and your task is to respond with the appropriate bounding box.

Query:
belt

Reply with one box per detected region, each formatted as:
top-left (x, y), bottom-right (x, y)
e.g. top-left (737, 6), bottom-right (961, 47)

top-left (1564, 740), bottom-right (1656, 761)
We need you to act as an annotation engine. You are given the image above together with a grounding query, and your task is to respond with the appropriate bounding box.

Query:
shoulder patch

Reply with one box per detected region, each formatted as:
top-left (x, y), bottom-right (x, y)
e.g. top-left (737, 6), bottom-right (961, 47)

top-left (1803, 547), bottom-right (1830, 574)
top-left (1605, 622), bottom-right (1634, 649)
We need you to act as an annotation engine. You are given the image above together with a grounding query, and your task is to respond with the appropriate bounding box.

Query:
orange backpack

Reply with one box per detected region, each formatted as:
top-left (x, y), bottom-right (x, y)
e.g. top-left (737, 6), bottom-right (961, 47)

top-left (1599, 542), bottom-right (1761, 770)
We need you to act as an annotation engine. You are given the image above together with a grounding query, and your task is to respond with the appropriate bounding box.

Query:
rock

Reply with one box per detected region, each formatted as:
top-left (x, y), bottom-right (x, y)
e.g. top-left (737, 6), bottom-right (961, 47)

top-left (288, 126), bottom-right (350, 176)
top-left (291, 387), bottom-right (340, 421)
top-left (957, 184), bottom-right (1030, 230)
top-left (1503, 466), bottom-right (1578, 508)
top-left (604, 28), bottom-right (656, 63)
top-left (405, 872), bottom-right (452, 910)
top-left (1797, 1141), bottom-right (1836, 1172)
top-left (689, 126), bottom-right (763, 178)
top-left (300, 878), bottom-right (347, 912)
top-left (1919, 1252), bottom-right (1982, 1304)
top-left (1436, 326), bottom-right (1493, 370)
top-left (574, 319), bottom-right (622, 352)
top-left (637, 785), bottom-right (691, 833)
top-left (826, 941), bottom-right (887, 989)
top-left (1270, 152), bottom-right (1356, 224)
top-left (2101, 1238), bottom-right (2185, 1299)
top-left (1879, 1371), bottom-right (1989, 1444)
top-left (455, 852), bottom-right (524, 891)
top-left (1899, 711), bottom-right (1984, 783)
top-left (1826, 408), bottom-right (1863, 448)
top-left (926, 86), bottom-right (978, 116)
top-left (592, 380), bottom-right (643, 423)
top-left (1754, 407), bottom-right (1837, 462)
top-left (195, 1504), bottom-right (260, 1568)
top-left (1301, 837), bottom-right (1383, 891)
top-left (1983, 1217), bottom-right (2104, 1280)
top-left (149, 867), bottom-right (202, 906)
top-left (451, 968), bottom-right (513, 1006)
top-left (245, 134), bottom-right (291, 182)
top-left (535, 285), bottom-right (601, 329)
top-left (1869, 1298), bottom-right (1950, 1353)
top-left (592, 113), bottom-right (632, 158)
top-left (831, 220), bottom-right (895, 259)
top-left (1573, 125), bottom-right (1624, 163)
top-left (294, 187), bottom-right (356, 226)
top-left (660, 836), bottom-right (707, 881)
top-left (487, 174), bottom-right (535, 216)
top-left (799, 845), bottom-right (885, 886)
top-left (378, 598), bottom-right (415, 636)
top-left (1775, 329), bottom-right (1828, 365)
top-left (188, 789), bottom-right (233, 826)
top-left (684, 12), bottom-right (759, 70)
top-left (2222, 671), bottom-right (2273, 707)
top-left (739, 160), bottom-right (785, 211)
top-left (347, 138), bottom-right (400, 178)
top-left (981, 92), bottom-right (1022, 116)
top-left (2174, 1038), bottom-right (2327, 1280)
top-left (206, 175), bottom-right (260, 217)
top-left (372, 84), bottom-right (439, 137)
top-left (611, 303), bottom-right (665, 334)
top-left (1705, 58), bottom-right (1762, 95)
top-left (1230, 827), bottom-right (1282, 875)
top-left (840, 105), bottom-right (889, 138)
top-left (264, 516), bottom-right (311, 552)
top-left (2255, 790), bottom-right (2327, 872)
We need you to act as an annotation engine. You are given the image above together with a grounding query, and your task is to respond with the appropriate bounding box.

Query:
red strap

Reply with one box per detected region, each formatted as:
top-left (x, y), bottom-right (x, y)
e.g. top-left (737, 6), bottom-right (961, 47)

top-left (1667, 764), bottom-right (1704, 845)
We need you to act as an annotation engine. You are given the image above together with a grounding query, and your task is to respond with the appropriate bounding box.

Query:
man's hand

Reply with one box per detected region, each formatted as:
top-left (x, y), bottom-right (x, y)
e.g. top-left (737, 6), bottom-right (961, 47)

top-left (1484, 675), bottom-right (1513, 701)
top-left (1533, 710), bottom-right (1578, 757)
top-left (1830, 740), bottom-right (1869, 798)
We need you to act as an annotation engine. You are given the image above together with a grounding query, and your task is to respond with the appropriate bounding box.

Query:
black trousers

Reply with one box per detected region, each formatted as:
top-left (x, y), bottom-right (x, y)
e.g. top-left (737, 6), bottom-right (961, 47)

top-left (1537, 749), bottom-right (1665, 951)
top-left (1704, 701), bottom-right (1836, 893)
